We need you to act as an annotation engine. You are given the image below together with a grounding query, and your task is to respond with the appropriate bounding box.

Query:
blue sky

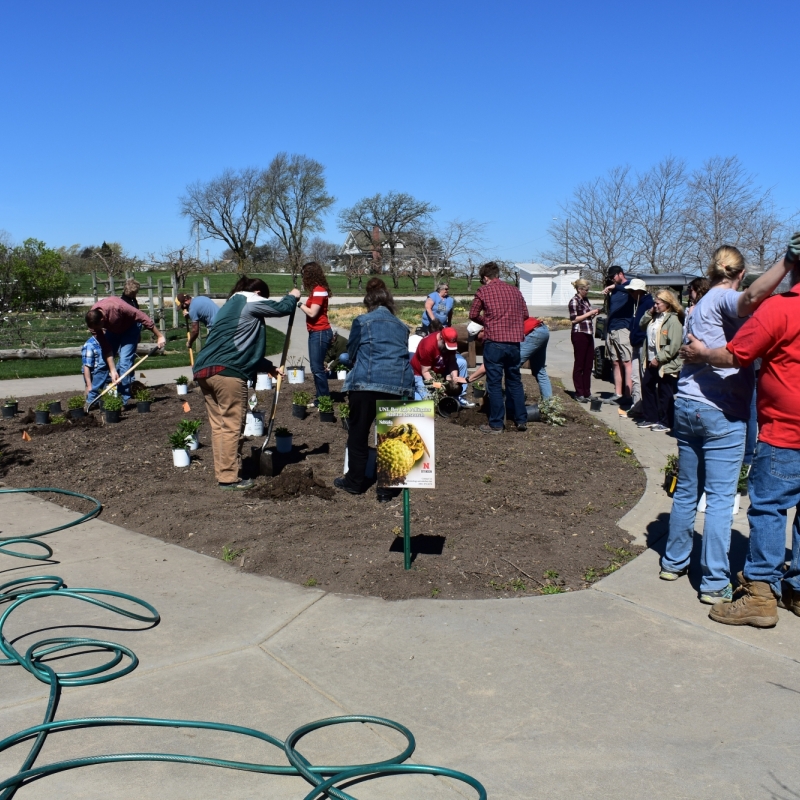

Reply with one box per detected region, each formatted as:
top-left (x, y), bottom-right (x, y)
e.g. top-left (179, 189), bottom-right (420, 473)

top-left (1, 0), bottom-right (797, 263)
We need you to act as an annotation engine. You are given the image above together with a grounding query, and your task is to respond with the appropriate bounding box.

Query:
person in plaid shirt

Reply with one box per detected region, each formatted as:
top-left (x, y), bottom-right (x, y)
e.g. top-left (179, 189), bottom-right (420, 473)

top-left (81, 333), bottom-right (103, 397)
top-left (468, 261), bottom-right (529, 433)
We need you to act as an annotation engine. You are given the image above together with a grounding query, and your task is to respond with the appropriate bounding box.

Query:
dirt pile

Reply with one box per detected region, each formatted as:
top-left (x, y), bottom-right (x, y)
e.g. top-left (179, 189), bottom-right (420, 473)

top-left (256, 465), bottom-right (335, 501)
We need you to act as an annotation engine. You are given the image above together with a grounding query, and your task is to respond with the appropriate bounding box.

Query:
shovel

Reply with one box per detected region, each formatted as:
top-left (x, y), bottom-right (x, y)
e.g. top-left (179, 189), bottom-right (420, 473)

top-left (259, 307), bottom-right (297, 477)
top-left (86, 345), bottom-right (160, 410)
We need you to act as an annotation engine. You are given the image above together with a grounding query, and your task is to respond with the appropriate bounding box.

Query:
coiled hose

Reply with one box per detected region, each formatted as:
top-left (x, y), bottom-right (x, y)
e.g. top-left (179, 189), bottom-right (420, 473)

top-left (0, 487), bottom-right (487, 799)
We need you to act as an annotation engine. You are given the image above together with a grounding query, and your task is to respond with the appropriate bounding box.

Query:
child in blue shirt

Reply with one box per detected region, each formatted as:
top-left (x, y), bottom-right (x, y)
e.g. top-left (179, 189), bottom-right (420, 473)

top-left (81, 333), bottom-right (103, 396)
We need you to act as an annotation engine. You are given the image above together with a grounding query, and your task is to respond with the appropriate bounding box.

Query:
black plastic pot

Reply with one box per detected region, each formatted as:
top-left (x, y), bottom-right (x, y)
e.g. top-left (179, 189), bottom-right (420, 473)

top-left (590, 398), bottom-right (603, 412)
top-left (664, 471), bottom-right (678, 497)
top-left (105, 410), bottom-right (121, 424)
top-left (68, 408), bottom-right (86, 420)
top-left (472, 389), bottom-right (486, 399)
top-left (2, 405), bottom-right (16, 419)
top-left (49, 401), bottom-right (62, 414)
top-left (341, 418), bottom-right (350, 431)
top-left (526, 404), bottom-right (541, 423)
top-left (292, 404), bottom-right (307, 420)
top-left (4, 401), bottom-right (18, 414)
top-left (319, 411), bottom-right (335, 423)
top-left (35, 410), bottom-right (50, 425)
top-left (437, 396), bottom-right (460, 418)
top-left (137, 401), bottom-right (152, 413)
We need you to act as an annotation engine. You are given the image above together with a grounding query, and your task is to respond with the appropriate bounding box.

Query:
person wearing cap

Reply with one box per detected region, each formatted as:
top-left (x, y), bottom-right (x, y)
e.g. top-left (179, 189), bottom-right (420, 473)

top-left (424, 319), bottom-right (475, 407)
top-left (410, 327), bottom-right (466, 400)
top-left (625, 278), bottom-right (655, 417)
top-left (468, 261), bottom-right (529, 433)
top-left (176, 294), bottom-right (219, 350)
top-left (602, 265), bottom-right (635, 405)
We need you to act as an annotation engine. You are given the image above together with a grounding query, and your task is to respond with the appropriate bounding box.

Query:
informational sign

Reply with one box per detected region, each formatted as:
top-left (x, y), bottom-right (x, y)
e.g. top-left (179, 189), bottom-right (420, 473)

top-left (375, 400), bottom-right (435, 489)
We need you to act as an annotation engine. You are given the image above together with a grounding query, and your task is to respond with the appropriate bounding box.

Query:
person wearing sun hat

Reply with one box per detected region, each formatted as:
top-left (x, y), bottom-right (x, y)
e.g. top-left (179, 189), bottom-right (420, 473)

top-left (410, 326), bottom-right (466, 400)
top-left (624, 278), bottom-right (654, 417)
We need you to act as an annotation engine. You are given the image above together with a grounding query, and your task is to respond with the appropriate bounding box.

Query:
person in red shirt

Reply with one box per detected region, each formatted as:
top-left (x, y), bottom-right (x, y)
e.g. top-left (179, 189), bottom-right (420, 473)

top-left (410, 328), bottom-right (464, 400)
top-left (85, 295), bottom-right (165, 406)
top-left (468, 261), bottom-right (529, 433)
top-left (681, 231), bottom-right (800, 628)
top-left (297, 261), bottom-right (333, 404)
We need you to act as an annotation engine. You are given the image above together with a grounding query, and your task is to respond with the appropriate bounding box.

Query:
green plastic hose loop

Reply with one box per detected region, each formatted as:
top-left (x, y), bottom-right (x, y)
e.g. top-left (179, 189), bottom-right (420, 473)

top-left (0, 487), bottom-right (487, 799)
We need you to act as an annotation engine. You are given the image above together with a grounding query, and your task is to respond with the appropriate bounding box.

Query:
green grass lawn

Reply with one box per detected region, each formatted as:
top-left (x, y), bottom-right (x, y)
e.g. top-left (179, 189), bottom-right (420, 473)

top-left (0, 327), bottom-right (285, 381)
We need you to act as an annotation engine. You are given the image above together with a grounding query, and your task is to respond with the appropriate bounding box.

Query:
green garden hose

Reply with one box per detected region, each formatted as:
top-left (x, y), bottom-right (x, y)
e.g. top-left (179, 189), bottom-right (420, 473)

top-left (0, 487), bottom-right (487, 799)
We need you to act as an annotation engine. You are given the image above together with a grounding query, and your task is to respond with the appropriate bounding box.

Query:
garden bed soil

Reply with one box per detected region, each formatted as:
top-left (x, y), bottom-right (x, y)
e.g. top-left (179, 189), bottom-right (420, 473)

top-left (0, 377), bottom-right (645, 600)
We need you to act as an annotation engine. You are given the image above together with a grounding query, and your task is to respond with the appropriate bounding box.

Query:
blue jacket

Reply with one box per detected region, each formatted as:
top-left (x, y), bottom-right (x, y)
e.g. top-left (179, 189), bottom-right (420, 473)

top-left (343, 306), bottom-right (415, 397)
top-left (629, 294), bottom-right (655, 347)
top-left (607, 281), bottom-right (635, 332)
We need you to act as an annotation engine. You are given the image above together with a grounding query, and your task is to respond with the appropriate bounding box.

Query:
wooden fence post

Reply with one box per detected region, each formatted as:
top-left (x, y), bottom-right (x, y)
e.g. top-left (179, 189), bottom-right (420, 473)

top-left (203, 276), bottom-right (210, 295)
top-left (193, 280), bottom-right (199, 298)
top-left (157, 279), bottom-right (166, 333)
top-left (91, 271), bottom-right (98, 302)
top-left (147, 283), bottom-right (155, 319)
top-left (108, 275), bottom-right (115, 295)
top-left (170, 272), bottom-right (178, 328)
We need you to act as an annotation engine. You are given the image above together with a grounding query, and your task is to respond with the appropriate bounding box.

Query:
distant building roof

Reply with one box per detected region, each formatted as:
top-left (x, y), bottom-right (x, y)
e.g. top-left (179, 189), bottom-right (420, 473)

top-left (516, 262), bottom-right (585, 276)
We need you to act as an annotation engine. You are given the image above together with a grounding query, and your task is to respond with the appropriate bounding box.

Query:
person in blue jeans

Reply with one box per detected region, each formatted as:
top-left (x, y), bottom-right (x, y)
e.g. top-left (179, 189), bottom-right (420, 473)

top-left (297, 262), bottom-right (334, 403)
top-left (681, 231), bottom-right (800, 627)
top-left (661, 245), bottom-right (795, 605)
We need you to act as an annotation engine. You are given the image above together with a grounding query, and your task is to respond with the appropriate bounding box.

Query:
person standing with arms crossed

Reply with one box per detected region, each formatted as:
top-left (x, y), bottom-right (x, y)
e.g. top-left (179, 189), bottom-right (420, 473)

top-left (602, 265), bottom-right (635, 405)
top-left (468, 261), bottom-right (529, 434)
top-left (297, 261), bottom-right (333, 406)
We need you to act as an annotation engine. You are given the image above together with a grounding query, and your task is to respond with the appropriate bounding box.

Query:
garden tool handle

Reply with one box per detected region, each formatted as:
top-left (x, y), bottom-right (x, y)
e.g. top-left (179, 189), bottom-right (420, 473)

top-left (86, 353), bottom-right (151, 410)
top-left (187, 331), bottom-right (194, 367)
top-left (261, 303), bottom-right (297, 452)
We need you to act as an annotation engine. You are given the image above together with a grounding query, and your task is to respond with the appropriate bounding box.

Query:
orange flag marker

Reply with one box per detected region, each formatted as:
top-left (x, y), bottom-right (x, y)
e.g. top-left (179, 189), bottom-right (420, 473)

top-left (182, 401), bottom-right (191, 413)
top-left (140, 372), bottom-right (146, 378)
top-left (21, 430), bottom-right (31, 441)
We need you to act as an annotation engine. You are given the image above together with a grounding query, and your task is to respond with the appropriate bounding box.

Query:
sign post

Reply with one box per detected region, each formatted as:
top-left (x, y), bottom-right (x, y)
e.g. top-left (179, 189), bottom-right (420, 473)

top-left (375, 400), bottom-right (435, 571)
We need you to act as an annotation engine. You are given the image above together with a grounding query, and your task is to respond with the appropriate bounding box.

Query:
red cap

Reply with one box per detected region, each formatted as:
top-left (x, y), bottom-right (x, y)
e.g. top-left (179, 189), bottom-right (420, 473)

top-left (442, 327), bottom-right (458, 350)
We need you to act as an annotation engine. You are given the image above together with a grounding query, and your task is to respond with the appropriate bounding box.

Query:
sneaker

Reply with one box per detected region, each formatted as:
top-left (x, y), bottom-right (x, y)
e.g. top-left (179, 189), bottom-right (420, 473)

top-left (458, 398), bottom-right (477, 408)
top-left (603, 393), bottom-right (623, 404)
top-left (479, 424), bottom-right (504, 434)
top-left (651, 424), bottom-right (671, 433)
top-left (699, 584), bottom-right (733, 604)
top-left (637, 420), bottom-right (656, 429)
top-left (218, 478), bottom-right (254, 491)
top-left (780, 583), bottom-right (800, 616)
top-left (659, 567), bottom-right (688, 581)
top-left (515, 423), bottom-right (528, 432)
top-left (709, 572), bottom-right (779, 627)
top-left (333, 476), bottom-right (363, 495)
top-left (575, 395), bottom-right (590, 404)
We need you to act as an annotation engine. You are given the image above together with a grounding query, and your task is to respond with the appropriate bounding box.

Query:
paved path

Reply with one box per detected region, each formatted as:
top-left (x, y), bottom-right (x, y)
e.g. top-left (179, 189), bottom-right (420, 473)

top-left (2, 330), bottom-right (800, 797)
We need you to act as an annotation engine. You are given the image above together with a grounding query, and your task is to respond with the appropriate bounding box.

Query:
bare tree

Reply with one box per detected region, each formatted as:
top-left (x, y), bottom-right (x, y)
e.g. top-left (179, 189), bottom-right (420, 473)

top-left (180, 167), bottom-right (264, 273)
top-left (149, 246), bottom-right (200, 289)
top-left (338, 192), bottom-right (438, 289)
top-left (545, 166), bottom-right (635, 281)
top-left (90, 241), bottom-right (140, 279)
top-left (630, 156), bottom-right (691, 273)
top-left (259, 153), bottom-right (335, 286)
top-left (304, 236), bottom-right (338, 269)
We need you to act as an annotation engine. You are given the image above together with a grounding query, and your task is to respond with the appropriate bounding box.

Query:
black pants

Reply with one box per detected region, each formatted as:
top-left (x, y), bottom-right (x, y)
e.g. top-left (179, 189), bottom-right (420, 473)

top-left (344, 390), bottom-right (401, 493)
top-left (641, 366), bottom-right (678, 428)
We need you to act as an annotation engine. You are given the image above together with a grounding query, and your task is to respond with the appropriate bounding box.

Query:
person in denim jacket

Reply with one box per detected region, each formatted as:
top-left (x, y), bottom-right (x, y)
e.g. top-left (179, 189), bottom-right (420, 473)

top-left (336, 278), bottom-right (414, 501)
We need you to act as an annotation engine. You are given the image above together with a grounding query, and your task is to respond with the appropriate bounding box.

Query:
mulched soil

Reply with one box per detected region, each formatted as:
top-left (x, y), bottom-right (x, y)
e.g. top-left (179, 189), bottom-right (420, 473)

top-left (0, 377), bottom-right (645, 600)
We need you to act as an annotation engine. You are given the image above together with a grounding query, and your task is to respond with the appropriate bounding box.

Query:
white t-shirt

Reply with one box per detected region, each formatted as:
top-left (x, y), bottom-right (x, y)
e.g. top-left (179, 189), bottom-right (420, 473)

top-left (676, 286), bottom-right (753, 420)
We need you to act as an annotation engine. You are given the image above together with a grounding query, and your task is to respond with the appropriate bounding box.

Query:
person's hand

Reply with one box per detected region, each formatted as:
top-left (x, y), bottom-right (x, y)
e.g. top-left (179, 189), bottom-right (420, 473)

top-left (602, 285), bottom-right (614, 295)
top-left (275, 366), bottom-right (285, 377)
top-left (289, 288), bottom-right (301, 299)
top-left (649, 358), bottom-right (659, 367)
top-left (455, 377), bottom-right (467, 384)
top-left (156, 335), bottom-right (167, 350)
top-left (186, 339), bottom-right (192, 350)
top-left (432, 381), bottom-right (442, 389)
top-left (680, 333), bottom-right (707, 363)
top-left (592, 308), bottom-right (601, 317)
top-left (109, 369), bottom-right (120, 385)
top-left (786, 231), bottom-right (800, 264)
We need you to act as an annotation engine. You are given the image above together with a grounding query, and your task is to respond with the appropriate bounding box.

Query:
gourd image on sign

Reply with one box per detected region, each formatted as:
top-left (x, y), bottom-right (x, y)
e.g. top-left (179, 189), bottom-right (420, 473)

top-left (375, 400), bottom-right (435, 489)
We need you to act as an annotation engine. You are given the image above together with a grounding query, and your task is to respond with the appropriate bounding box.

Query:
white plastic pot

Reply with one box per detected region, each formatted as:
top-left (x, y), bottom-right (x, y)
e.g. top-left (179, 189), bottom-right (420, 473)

top-left (176, 384), bottom-right (188, 396)
top-left (337, 370), bottom-right (347, 380)
top-left (275, 434), bottom-right (293, 454)
top-left (287, 367), bottom-right (306, 384)
top-left (243, 411), bottom-right (264, 437)
top-left (697, 492), bottom-right (741, 516)
top-left (186, 435), bottom-right (199, 451)
top-left (172, 448), bottom-right (190, 467)
top-left (255, 373), bottom-right (273, 391)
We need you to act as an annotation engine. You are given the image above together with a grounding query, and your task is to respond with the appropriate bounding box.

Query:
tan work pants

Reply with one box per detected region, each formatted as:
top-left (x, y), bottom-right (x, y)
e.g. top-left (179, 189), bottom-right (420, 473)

top-left (197, 374), bottom-right (247, 484)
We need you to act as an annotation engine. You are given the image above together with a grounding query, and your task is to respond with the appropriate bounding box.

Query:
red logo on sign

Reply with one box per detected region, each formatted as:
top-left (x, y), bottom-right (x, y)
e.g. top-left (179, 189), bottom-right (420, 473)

top-left (422, 462), bottom-right (430, 470)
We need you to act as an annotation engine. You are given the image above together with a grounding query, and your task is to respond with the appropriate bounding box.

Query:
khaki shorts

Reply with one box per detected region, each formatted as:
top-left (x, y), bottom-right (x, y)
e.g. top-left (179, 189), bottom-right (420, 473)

top-left (607, 328), bottom-right (632, 362)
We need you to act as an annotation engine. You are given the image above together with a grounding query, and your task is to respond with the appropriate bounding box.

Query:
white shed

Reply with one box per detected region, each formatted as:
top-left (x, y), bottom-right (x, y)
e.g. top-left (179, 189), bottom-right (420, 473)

top-left (516, 263), bottom-right (583, 306)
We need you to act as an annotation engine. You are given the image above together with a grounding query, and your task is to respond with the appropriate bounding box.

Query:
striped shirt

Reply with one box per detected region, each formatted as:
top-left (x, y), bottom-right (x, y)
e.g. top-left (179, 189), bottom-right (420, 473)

top-left (306, 285), bottom-right (330, 332)
top-left (569, 294), bottom-right (594, 335)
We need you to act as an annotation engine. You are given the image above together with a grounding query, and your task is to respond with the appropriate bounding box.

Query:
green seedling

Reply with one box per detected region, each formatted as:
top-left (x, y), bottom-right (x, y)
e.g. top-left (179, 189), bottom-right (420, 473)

top-left (51, 414), bottom-right (67, 424)
top-left (431, 587), bottom-right (441, 597)
top-left (544, 569), bottom-right (559, 580)
top-left (583, 567), bottom-right (598, 582)
top-left (168, 430), bottom-right (190, 449)
top-left (35, 401), bottom-right (50, 412)
top-left (540, 585), bottom-right (564, 595)
top-left (4, 396), bottom-right (16, 406)
top-left (482, 475), bottom-right (492, 484)
top-left (175, 375), bottom-right (189, 385)
top-left (178, 418), bottom-right (203, 436)
top-left (511, 578), bottom-right (526, 592)
top-left (489, 579), bottom-right (504, 591)
top-left (222, 545), bottom-right (244, 563)
top-left (303, 577), bottom-right (318, 587)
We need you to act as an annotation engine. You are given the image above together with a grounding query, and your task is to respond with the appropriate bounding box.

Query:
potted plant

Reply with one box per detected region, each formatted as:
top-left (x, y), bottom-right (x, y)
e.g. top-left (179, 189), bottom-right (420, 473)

top-left (274, 426), bottom-right (293, 454)
top-left (255, 373), bottom-right (273, 391)
top-left (336, 364), bottom-right (349, 381)
top-left (663, 453), bottom-right (679, 497)
top-left (51, 414), bottom-right (67, 424)
top-left (67, 395), bottom-right (86, 419)
top-left (471, 380), bottom-right (486, 399)
top-left (135, 387), bottom-right (154, 413)
top-left (287, 358), bottom-right (306, 384)
top-left (178, 418), bottom-right (203, 450)
top-left (169, 429), bottom-right (191, 467)
top-left (338, 402), bottom-right (350, 431)
top-left (2, 396), bottom-right (17, 418)
top-left (103, 393), bottom-right (124, 423)
top-left (317, 395), bottom-right (335, 423)
top-left (292, 390), bottom-right (310, 419)
top-left (48, 399), bottom-right (63, 414)
top-left (34, 401), bottom-right (50, 425)
top-left (175, 375), bottom-right (189, 396)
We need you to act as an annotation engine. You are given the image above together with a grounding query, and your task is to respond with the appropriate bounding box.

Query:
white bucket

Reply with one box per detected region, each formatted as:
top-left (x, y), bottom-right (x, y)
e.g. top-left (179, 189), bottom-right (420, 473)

top-left (186, 435), bottom-right (199, 451)
top-left (337, 370), bottom-right (347, 380)
top-left (697, 492), bottom-right (741, 516)
top-left (176, 384), bottom-right (188, 395)
top-left (287, 367), bottom-right (305, 384)
top-left (275, 435), bottom-right (293, 454)
top-left (172, 448), bottom-right (190, 467)
top-left (343, 446), bottom-right (376, 479)
top-left (256, 373), bottom-right (273, 391)
top-left (244, 411), bottom-right (264, 437)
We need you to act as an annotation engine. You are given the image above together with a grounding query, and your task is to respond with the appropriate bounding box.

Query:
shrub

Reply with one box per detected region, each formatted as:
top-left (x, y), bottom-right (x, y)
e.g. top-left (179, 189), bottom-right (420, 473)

top-left (103, 394), bottom-right (124, 411)
top-left (178, 419), bottom-right (203, 436)
top-left (538, 397), bottom-right (567, 426)
top-left (35, 401), bottom-right (50, 412)
top-left (175, 375), bottom-right (189, 385)
top-left (134, 388), bottom-right (154, 402)
top-left (51, 414), bottom-right (67, 424)
top-left (4, 396), bottom-right (16, 406)
top-left (317, 395), bottom-right (334, 413)
top-left (168, 429), bottom-right (189, 449)
top-left (292, 390), bottom-right (310, 406)
top-left (275, 426), bottom-right (291, 437)
top-left (67, 395), bottom-right (85, 410)
top-left (472, 381), bottom-right (485, 391)
top-left (338, 403), bottom-right (350, 419)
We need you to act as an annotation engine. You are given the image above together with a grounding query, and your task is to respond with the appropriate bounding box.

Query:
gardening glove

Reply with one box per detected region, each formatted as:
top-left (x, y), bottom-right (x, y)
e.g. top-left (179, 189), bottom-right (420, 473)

top-left (786, 231), bottom-right (800, 264)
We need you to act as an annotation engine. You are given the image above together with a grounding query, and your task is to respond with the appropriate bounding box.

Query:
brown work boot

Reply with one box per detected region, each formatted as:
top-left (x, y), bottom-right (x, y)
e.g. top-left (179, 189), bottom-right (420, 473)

top-left (780, 583), bottom-right (800, 617)
top-left (709, 572), bottom-right (778, 628)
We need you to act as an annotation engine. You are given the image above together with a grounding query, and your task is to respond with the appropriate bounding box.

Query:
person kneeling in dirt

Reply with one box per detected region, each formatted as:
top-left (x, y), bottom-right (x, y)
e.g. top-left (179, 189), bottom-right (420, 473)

top-left (410, 326), bottom-right (466, 402)
top-left (85, 297), bottom-right (166, 407)
top-left (335, 278), bottom-right (415, 503)
top-left (193, 276), bottom-right (300, 491)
